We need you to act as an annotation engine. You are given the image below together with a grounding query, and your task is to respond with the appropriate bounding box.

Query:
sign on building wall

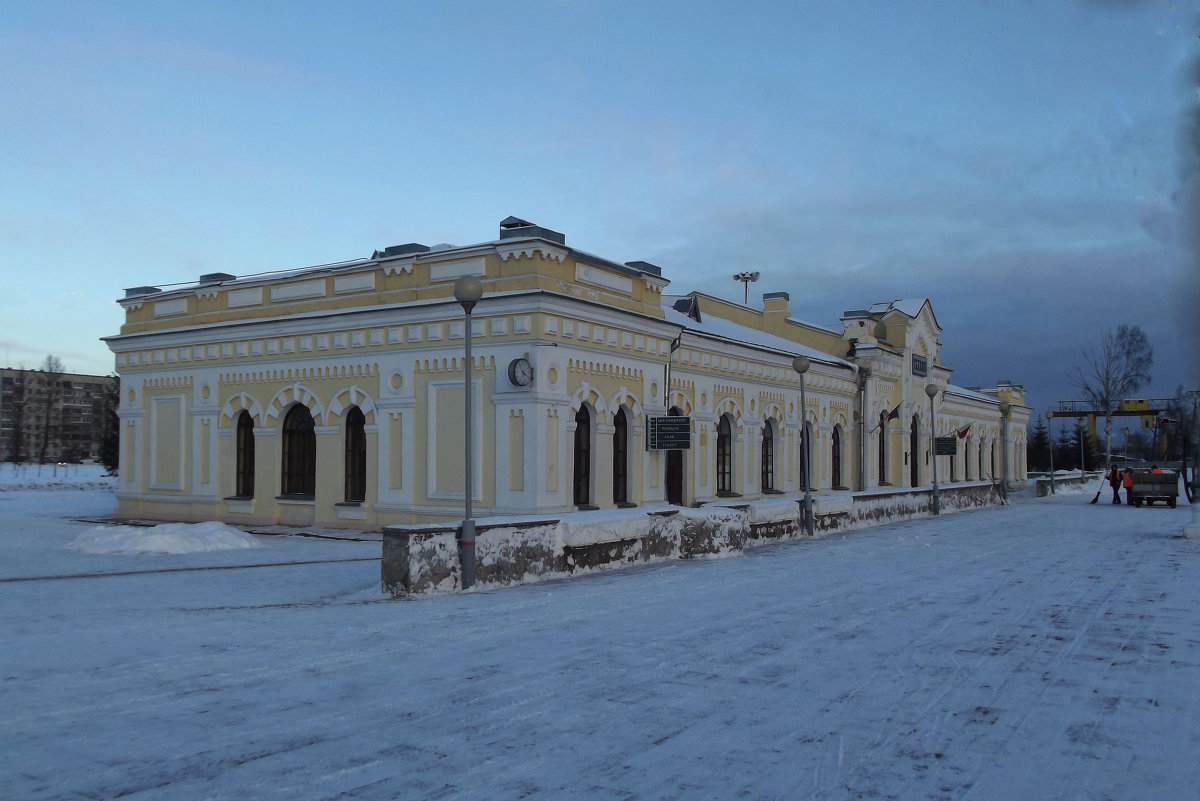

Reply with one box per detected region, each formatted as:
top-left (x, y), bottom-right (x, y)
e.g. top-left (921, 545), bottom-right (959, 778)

top-left (648, 416), bottom-right (692, 450)
top-left (935, 436), bottom-right (957, 456)
top-left (912, 354), bottom-right (928, 377)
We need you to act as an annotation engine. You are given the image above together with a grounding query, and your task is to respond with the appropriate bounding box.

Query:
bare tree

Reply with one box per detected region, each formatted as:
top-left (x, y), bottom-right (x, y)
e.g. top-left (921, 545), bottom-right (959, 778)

top-left (36, 355), bottom-right (65, 465)
top-left (97, 374), bottom-right (121, 476)
top-left (1068, 325), bottom-right (1153, 463)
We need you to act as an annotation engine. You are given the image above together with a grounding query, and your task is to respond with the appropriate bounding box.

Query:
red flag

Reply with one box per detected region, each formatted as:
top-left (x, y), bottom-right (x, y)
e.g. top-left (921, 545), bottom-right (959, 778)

top-left (957, 424), bottom-right (971, 439)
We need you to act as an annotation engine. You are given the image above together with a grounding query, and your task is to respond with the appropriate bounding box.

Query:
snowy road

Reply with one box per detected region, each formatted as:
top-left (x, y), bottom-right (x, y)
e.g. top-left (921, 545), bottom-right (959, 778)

top-left (1, 474), bottom-right (1197, 800)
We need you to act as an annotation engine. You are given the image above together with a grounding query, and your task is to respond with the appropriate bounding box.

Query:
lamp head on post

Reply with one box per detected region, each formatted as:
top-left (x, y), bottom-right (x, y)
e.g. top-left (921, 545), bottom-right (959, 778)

top-left (453, 275), bottom-right (483, 313)
top-left (792, 355), bottom-right (810, 375)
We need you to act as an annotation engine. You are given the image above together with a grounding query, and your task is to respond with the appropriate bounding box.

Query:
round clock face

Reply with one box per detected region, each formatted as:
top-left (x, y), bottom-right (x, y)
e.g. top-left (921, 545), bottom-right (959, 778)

top-left (508, 357), bottom-right (533, 387)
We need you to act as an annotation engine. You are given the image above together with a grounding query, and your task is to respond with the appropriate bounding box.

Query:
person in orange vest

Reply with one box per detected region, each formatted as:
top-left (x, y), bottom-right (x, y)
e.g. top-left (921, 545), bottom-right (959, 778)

top-left (1108, 466), bottom-right (1123, 504)
top-left (1122, 468), bottom-right (1134, 504)
top-left (1149, 465), bottom-right (1163, 474)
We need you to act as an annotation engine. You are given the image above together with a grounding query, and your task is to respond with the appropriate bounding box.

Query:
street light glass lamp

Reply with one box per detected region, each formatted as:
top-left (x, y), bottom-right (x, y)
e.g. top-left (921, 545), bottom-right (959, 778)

top-left (453, 275), bottom-right (483, 311)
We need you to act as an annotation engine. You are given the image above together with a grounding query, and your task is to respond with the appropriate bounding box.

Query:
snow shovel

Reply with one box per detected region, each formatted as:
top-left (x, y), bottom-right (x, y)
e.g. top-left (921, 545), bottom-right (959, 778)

top-left (1089, 472), bottom-right (1104, 504)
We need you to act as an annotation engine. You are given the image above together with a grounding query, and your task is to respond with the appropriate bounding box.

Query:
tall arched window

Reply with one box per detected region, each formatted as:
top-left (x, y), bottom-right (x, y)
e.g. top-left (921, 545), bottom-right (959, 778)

top-left (666, 406), bottom-right (685, 506)
top-left (878, 411), bottom-right (888, 486)
top-left (716, 415), bottom-right (733, 495)
top-left (281, 404), bottom-right (316, 497)
top-left (910, 415), bottom-right (920, 487)
top-left (573, 405), bottom-right (592, 507)
top-left (799, 420), bottom-right (812, 490)
top-left (613, 407), bottom-right (629, 505)
top-left (344, 406), bottom-right (366, 503)
top-left (235, 410), bottom-right (255, 498)
top-left (831, 425), bottom-right (843, 488)
top-left (761, 420), bottom-right (776, 492)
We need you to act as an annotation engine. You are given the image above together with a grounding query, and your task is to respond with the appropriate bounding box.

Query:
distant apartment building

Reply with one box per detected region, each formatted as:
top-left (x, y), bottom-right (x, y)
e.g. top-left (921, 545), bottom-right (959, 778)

top-left (1, 367), bottom-right (112, 463)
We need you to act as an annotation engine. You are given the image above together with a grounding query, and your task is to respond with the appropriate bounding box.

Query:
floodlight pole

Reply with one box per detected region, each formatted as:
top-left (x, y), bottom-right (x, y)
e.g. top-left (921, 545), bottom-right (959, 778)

top-left (454, 275), bottom-right (484, 589)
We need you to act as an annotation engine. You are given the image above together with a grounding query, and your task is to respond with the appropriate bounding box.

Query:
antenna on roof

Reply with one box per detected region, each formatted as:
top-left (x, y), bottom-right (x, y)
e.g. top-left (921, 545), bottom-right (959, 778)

top-left (733, 271), bottom-right (761, 305)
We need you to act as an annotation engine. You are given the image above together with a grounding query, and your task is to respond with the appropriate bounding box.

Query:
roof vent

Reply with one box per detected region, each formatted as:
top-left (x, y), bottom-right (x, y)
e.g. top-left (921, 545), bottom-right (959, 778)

top-left (372, 243), bottom-right (431, 259)
top-left (198, 272), bottom-right (236, 286)
top-left (498, 216), bottom-right (566, 245)
top-left (124, 286), bottom-right (162, 298)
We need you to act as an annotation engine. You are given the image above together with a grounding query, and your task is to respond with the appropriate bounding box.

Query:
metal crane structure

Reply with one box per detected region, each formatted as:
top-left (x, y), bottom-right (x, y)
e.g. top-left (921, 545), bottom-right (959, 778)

top-left (1050, 398), bottom-right (1178, 463)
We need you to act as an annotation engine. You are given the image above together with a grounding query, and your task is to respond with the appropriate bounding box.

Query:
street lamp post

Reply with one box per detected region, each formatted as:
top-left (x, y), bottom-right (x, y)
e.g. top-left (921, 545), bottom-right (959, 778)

top-left (925, 383), bottom-right (940, 516)
top-left (793, 355), bottom-right (814, 536)
top-left (1077, 418), bottom-right (1086, 479)
top-left (453, 275), bottom-right (484, 589)
top-left (1045, 411), bottom-right (1056, 495)
top-left (999, 402), bottom-right (1011, 502)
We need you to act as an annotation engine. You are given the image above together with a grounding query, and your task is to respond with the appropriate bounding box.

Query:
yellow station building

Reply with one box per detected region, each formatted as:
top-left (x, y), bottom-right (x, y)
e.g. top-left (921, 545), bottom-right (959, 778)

top-left (105, 217), bottom-right (1029, 530)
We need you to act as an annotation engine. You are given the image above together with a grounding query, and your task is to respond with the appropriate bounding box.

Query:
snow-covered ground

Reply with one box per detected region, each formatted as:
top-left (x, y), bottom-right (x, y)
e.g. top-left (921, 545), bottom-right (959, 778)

top-left (1, 465), bottom-right (1197, 800)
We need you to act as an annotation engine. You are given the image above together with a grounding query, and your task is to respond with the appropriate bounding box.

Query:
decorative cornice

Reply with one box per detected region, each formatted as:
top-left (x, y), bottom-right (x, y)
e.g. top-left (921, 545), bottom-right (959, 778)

top-left (496, 241), bottom-right (568, 263)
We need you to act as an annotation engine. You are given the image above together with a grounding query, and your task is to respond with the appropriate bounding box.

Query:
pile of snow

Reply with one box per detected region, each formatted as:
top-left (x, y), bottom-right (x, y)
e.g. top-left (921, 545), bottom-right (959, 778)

top-left (69, 521), bottom-right (262, 555)
top-left (0, 462), bottom-right (116, 491)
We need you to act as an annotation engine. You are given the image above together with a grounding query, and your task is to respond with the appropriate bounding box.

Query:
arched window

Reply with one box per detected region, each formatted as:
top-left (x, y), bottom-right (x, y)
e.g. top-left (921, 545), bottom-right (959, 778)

top-left (831, 425), bottom-right (843, 488)
top-left (666, 406), bottom-right (685, 506)
top-left (235, 410), bottom-right (255, 498)
top-left (878, 411), bottom-right (888, 486)
top-left (344, 406), bottom-right (366, 503)
top-left (716, 415), bottom-right (733, 495)
top-left (573, 405), bottom-right (592, 507)
top-left (990, 442), bottom-right (997, 481)
top-left (910, 415), bottom-right (920, 487)
top-left (281, 404), bottom-right (316, 497)
top-left (761, 420), bottom-right (776, 492)
top-left (949, 432), bottom-right (958, 482)
top-left (799, 420), bottom-right (812, 490)
top-left (613, 407), bottom-right (629, 505)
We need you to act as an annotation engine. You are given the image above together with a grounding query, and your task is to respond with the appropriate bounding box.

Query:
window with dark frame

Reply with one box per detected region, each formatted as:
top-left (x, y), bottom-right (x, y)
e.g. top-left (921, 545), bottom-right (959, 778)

top-left (832, 425), bottom-right (842, 488)
top-left (281, 404), bottom-right (316, 497)
top-left (760, 420), bottom-right (775, 491)
top-left (573, 405), bottom-right (591, 507)
top-left (612, 407), bottom-right (629, 505)
top-left (878, 411), bottom-right (888, 485)
top-left (345, 406), bottom-right (366, 503)
top-left (717, 415), bottom-right (733, 494)
top-left (235, 410), bottom-right (254, 498)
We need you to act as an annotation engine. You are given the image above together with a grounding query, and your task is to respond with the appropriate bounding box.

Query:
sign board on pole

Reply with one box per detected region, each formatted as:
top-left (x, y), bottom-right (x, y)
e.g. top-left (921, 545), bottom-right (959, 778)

top-left (648, 416), bottom-right (691, 450)
top-left (935, 436), bottom-right (957, 456)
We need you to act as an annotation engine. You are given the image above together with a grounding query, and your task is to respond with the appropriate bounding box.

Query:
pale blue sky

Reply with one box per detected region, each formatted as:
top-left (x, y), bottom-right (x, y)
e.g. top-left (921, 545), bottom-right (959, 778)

top-left (2, 0), bottom-right (1196, 418)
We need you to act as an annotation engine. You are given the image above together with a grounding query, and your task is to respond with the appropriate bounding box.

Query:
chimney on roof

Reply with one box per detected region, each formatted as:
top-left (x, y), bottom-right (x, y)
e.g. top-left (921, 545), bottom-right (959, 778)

top-left (499, 216), bottom-right (566, 245)
top-left (372, 243), bottom-right (431, 259)
top-left (625, 260), bottom-right (661, 277)
top-left (762, 291), bottom-right (789, 334)
top-left (124, 286), bottom-right (162, 298)
top-left (198, 272), bottom-right (236, 286)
